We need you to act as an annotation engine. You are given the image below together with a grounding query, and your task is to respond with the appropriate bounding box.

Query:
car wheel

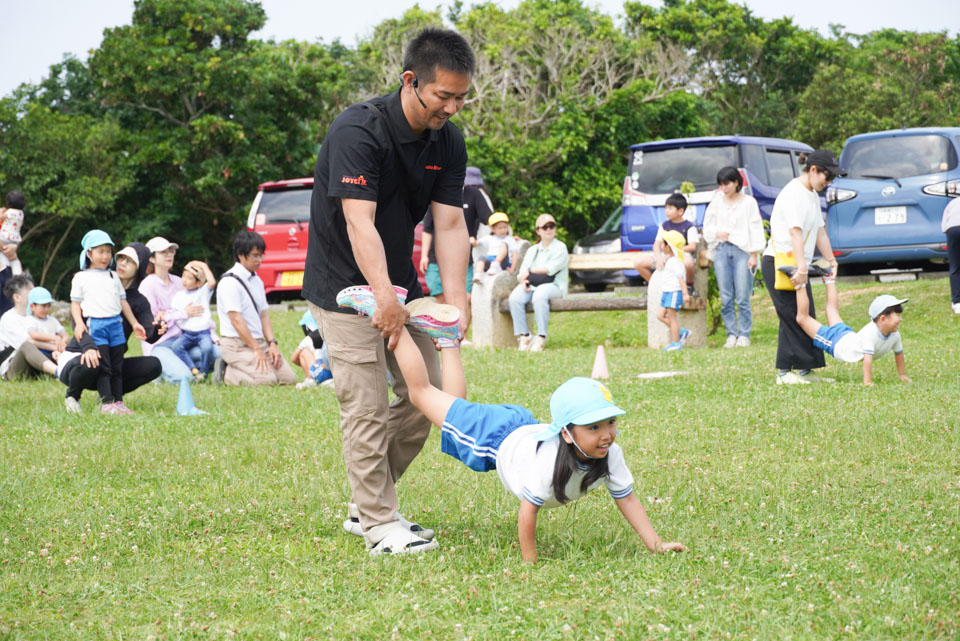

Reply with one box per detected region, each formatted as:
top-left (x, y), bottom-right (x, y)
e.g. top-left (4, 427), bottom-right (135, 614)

top-left (583, 283), bottom-right (608, 293)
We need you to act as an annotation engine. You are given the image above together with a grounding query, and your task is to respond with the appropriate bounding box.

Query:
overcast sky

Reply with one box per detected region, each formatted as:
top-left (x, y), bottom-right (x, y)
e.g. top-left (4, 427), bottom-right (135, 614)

top-left (3, 0), bottom-right (957, 98)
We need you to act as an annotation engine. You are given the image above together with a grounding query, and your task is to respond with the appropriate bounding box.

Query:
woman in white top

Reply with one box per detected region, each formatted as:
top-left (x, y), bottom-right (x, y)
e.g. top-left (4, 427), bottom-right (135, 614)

top-left (760, 150), bottom-right (842, 385)
top-left (703, 166), bottom-right (766, 348)
top-left (507, 214), bottom-right (569, 352)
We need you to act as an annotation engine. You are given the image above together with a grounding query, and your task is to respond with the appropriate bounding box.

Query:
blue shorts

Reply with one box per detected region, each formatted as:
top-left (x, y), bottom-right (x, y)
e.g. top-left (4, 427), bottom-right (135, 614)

top-left (441, 398), bottom-right (535, 472)
top-left (660, 290), bottom-right (683, 311)
top-left (813, 322), bottom-right (855, 358)
top-left (425, 262), bottom-right (474, 296)
top-left (88, 315), bottom-right (126, 347)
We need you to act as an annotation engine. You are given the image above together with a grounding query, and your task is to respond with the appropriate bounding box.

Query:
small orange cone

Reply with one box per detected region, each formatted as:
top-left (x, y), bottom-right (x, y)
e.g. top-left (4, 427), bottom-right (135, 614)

top-left (591, 345), bottom-right (610, 379)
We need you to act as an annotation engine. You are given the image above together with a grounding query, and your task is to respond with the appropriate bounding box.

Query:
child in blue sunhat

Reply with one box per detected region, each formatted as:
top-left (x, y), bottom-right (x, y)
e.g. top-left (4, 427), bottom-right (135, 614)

top-left (70, 230), bottom-right (146, 415)
top-left (291, 310), bottom-right (332, 389)
top-left (338, 287), bottom-right (685, 560)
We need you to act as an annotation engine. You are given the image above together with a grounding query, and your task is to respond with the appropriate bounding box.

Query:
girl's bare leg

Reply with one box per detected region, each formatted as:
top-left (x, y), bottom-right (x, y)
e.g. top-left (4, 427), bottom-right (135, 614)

top-left (394, 328), bottom-right (462, 428)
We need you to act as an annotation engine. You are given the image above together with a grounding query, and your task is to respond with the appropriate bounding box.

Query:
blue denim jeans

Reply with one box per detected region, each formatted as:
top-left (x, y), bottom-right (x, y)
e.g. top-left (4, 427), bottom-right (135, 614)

top-left (170, 330), bottom-right (215, 373)
top-left (508, 282), bottom-right (562, 337)
top-left (713, 242), bottom-right (754, 338)
top-left (153, 341), bottom-right (221, 383)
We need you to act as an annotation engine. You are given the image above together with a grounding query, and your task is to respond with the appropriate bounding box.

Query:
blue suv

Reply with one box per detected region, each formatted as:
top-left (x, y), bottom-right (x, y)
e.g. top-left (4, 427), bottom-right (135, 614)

top-left (620, 136), bottom-right (814, 264)
top-left (826, 127), bottom-right (959, 266)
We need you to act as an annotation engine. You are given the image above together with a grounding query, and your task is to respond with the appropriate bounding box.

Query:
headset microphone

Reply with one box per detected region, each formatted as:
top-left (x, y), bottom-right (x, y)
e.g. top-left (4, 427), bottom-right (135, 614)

top-left (399, 72), bottom-right (428, 109)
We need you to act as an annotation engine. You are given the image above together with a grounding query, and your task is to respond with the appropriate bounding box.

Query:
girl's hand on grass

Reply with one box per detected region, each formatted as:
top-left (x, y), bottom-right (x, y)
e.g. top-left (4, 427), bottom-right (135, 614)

top-left (899, 374), bottom-right (911, 383)
top-left (656, 541), bottom-right (685, 553)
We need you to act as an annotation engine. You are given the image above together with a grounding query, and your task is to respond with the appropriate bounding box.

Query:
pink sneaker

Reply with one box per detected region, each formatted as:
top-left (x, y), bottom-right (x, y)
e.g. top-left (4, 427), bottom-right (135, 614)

top-left (336, 285), bottom-right (408, 316)
top-left (113, 401), bottom-right (134, 415)
top-left (100, 402), bottom-right (121, 415)
top-left (405, 298), bottom-right (461, 342)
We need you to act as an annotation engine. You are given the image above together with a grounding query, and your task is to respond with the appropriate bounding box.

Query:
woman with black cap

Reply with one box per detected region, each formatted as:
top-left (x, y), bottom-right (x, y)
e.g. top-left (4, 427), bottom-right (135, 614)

top-left (58, 242), bottom-right (164, 412)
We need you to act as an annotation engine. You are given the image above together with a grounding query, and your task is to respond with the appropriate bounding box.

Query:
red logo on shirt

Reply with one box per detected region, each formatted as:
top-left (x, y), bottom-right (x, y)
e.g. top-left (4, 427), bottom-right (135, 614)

top-left (424, 165), bottom-right (442, 171)
top-left (341, 175), bottom-right (368, 185)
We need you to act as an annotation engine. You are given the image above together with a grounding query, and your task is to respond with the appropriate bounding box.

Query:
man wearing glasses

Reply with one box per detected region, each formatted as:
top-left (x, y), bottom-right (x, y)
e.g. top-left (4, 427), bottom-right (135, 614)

top-left (761, 149), bottom-right (846, 385)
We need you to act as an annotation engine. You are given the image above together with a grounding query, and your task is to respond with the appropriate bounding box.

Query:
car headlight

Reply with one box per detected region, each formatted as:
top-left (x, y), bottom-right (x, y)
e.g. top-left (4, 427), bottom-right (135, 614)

top-left (922, 179), bottom-right (960, 197)
top-left (826, 187), bottom-right (857, 206)
top-left (573, 243), bottom-right (584, 254)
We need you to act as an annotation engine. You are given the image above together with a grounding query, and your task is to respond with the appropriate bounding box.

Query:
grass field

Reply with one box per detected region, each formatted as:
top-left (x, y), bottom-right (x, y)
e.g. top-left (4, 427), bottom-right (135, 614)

top-left (1, 277), bottom-right (958, 640)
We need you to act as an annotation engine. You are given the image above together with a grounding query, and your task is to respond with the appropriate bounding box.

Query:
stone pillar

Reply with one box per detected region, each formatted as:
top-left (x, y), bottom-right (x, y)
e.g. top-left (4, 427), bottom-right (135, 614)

top-left (470, 271), bottom-right (519, 348)
top-left (646, 265), bottom-right (708, 349)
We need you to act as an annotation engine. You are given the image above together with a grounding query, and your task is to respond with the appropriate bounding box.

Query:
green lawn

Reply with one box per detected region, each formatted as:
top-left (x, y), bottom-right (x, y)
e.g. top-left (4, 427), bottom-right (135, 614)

top-left (1, 278), bottom-right (958, 640)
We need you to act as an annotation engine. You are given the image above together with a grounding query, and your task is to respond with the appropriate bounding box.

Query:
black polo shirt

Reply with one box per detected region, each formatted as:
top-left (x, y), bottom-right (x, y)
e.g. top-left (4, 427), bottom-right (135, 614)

top-left (303, 89), bottom-right (467, 312)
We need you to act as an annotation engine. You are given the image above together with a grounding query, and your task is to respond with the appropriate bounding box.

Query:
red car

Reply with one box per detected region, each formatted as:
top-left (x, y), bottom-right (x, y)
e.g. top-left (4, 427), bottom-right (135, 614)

top-left (246, 177), bottom-right (429, 299)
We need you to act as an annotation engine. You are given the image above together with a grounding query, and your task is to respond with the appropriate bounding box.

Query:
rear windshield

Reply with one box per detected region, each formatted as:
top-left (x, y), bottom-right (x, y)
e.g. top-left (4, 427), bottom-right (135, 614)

top-left (841, 135), bottom-right (958, 179)
top-left (257, 188), bottom-right (312, 224)
top-left (628, 146), bottom-right (737, 193)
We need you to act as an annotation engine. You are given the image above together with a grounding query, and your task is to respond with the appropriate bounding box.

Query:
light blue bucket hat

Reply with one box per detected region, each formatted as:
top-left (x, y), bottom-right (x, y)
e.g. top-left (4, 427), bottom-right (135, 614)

top-left (79, 229), bottom-right (115, 269)
top-left (298, 310), bottom-right (318, 331)
top-left (532, 377), bottom-right (626, 441)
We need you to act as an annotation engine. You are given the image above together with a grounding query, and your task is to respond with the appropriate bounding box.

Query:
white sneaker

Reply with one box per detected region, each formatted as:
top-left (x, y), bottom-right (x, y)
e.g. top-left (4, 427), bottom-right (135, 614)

top-left (776, 371), bottom-right (810, 385)
top-left (486, 261), bottom-right (503, 276)
top-left (343, 503), bottom-right (435, 541)
top-left (296, 378), bottom-right (318, 390)
top-left (366, 521), bottom-right (439, 557)
top-left (65, 397), bottom-right (81, 413)
top-left (799, 372), bottom-right (835, 383)
top-left (724, 335), bottom-right (737, 349)
top-left (953, 302), bottom-right (960, 314)
top-left (736, 336), bottom-right (751, 347)
top-left (517, 334), bottom-right (532, 351)
top-left (529, 335), bottom-right (547, 352)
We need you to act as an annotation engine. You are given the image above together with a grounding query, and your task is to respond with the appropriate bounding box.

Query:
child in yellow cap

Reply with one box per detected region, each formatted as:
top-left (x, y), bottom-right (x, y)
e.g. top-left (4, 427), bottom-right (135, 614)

top-left (657, 230), bottom-right (691, 351)
top-left (472, 212), bottom-right (518, 282)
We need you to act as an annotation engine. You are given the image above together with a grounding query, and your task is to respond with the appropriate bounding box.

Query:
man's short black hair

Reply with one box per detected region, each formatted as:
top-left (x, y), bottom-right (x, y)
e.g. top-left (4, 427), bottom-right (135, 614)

top-left (874, 304), bottom-right (903, 321)
top-left (666, 193), bottom-right (688, 211)
top-left (716, 166), bottom-right (743, 192)
top-left (402, 28), bottom-right (475, 85)
top-left (2, 272), bottom-right (33, 301)
top-left (5, 190), bottom-right (25, 209)
top-left (234, 230), bottom-right (265, 260)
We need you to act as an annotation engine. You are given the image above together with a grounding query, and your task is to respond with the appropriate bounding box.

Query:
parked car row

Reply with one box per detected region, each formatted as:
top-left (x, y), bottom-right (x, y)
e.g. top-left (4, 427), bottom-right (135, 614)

top-left (572, 127), bottom-right (960, 291)
top-left (245, 177), bottom-right (430, 300)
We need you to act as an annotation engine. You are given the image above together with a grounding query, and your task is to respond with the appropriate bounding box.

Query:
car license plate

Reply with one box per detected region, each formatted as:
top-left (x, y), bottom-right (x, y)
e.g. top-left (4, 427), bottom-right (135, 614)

top-left (280, 271), bottom-right (304, 287)
top-left (874, 206), bottom-right (906, 225)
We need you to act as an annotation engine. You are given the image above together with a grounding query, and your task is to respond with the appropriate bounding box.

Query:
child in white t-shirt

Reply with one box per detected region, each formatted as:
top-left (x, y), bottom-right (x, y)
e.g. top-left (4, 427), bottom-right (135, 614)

top-left (784, 262), bottom-right (910, 385)
top-left (656, 230), bottom-right (691, 351)
top-left (338, 286), bottom-right (684, 560)
top-left (472, 212), bottom-right (518, 281)
top-left (70, 230), bottom-right (146, 415)
top-left (168, 261), bottom-right (218, 379)
top-left (24, 286), bottom-right (67, 361)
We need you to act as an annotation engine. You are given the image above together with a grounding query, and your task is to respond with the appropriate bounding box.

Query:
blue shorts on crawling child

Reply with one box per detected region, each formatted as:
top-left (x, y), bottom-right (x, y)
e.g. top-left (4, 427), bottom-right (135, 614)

top-left (813, 322), bottom-right (859, 362)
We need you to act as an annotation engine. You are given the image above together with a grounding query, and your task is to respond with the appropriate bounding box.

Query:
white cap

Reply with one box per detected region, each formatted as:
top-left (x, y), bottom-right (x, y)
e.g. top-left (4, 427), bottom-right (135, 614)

top-left (868, 295), bottom-right (908, 319)
top-left (116, 246), bottom-right (140, 266)
top-left (145, 237), bottom-right (179, 254)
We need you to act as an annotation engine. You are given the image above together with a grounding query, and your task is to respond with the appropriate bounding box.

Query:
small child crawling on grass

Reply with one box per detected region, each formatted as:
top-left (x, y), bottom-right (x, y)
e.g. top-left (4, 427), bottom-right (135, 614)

top-left (338, 286), bottom-right (684, 560)
top-left (780, 261), bottom-right (910, 386)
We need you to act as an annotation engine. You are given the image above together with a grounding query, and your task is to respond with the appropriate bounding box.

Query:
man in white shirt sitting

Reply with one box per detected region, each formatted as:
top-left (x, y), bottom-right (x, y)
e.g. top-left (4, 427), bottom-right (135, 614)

top-left (216, 231), bottom-right (295, 386)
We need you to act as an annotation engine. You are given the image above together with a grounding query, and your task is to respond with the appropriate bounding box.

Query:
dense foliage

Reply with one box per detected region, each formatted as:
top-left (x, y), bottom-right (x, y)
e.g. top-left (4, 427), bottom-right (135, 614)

top-left (1, 0), bottom-right (958, 294)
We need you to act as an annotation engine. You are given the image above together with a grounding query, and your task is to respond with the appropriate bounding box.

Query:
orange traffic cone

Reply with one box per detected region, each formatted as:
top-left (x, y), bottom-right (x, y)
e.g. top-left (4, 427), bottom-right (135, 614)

top-left (591, 345), bottom-right (610, 379)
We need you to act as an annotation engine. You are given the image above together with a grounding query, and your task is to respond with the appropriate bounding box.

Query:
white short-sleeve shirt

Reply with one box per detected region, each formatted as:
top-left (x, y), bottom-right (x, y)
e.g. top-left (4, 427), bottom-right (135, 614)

top-left (216, 263), bottom-right (267, 339)
top-left (660, 256), bottom-right (686, 293)
top-left (172, 286), bottom-right (214, 333)
top-left (496, 424), bottom-right (635, 509)
top-left (70, 269), bottom-right (125, 318)
top-left (24, 315), bottom-right (65, 337)
top-left (856, 321), bottom-right (903, 359)
top-left (480, 233), bottom-right (519, 259)
top-left (763, 177), bottom-right (824, 263)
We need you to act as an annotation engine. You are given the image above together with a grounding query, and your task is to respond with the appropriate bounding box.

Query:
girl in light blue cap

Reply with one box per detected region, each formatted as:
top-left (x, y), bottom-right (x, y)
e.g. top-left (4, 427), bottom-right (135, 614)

top-left (70, 230), bottom-right (146, 415)
top-left (338, 289), bottom-right (684, 560)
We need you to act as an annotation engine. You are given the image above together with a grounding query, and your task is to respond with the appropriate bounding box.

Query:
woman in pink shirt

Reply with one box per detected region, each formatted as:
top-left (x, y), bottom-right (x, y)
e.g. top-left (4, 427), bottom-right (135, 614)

top-left (138, 237), bottom-right (220, 382)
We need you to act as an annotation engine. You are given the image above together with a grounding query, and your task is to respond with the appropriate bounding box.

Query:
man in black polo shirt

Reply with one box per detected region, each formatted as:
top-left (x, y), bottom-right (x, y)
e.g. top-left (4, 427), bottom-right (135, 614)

top-left (303, 28), bottom-right (473, 556)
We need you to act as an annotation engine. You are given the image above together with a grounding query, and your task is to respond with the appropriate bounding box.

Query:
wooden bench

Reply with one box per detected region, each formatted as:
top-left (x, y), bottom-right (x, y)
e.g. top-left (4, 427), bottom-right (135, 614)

top-left (471, 241), bottom-right (709, 349)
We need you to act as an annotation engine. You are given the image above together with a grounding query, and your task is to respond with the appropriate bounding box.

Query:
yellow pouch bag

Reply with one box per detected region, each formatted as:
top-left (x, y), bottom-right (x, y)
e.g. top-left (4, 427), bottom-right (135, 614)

top-left (773, 251), bottom-right (797, 290)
